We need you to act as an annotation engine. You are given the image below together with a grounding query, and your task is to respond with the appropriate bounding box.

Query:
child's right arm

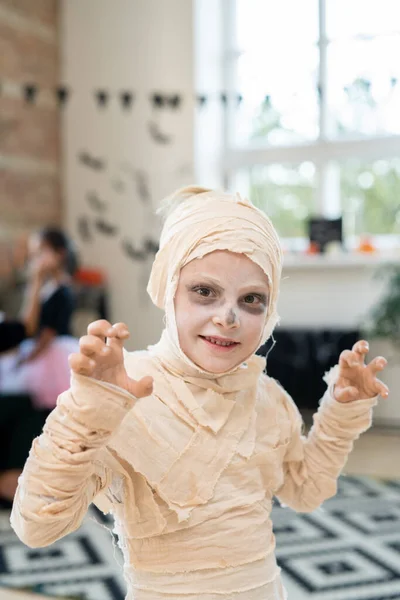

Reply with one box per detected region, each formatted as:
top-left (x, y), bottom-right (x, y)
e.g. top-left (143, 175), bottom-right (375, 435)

top-left (11, 320), bottom-right (153, 548)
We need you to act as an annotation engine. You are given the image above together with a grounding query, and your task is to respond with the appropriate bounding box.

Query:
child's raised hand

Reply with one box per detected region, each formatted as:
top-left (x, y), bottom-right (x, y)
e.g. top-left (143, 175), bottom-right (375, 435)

top-left (68, 320), bottom-right (153, 398)
top-left (334, 340), bottom-right (389, 403)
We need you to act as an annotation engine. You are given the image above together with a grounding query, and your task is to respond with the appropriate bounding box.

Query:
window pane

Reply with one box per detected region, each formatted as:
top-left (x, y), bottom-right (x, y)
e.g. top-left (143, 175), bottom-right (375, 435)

top-left (340, 158), bottom-right (400, 236)
top-left (327, 36), bottom-right (400, 137)
top-left (236, 0), bottom-right (319, 50)
top-left (233, 163), bottom-right (316, 238)
top-left (233, 0), bottom-right (319, 146)
top-left (326, 0), bottom-right (400, 39)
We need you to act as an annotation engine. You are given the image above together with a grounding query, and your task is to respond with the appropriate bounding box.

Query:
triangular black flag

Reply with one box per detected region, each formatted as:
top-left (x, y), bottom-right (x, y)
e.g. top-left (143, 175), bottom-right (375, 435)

top-left (237, 94), bottom-right (243, 106)
top-left (120, 91), bottom-right (134, 110)
top-left (24, 84), bottom-right (38, 104)
top-left (221, 93), bottom-right (228, 106)
top-left (95, 90), bottom-right (109, 108)
top-left (197, 94), bottom-right (207, 107)
top-left (168, 94), bottom-right (181, 109)
top-left (56, 86), bottom-right (69, 107)
top-left (152, 93), bottom-right (165, 108)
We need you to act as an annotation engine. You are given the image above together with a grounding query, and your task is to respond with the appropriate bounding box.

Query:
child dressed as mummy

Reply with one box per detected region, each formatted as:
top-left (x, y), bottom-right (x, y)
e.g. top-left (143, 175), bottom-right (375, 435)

top-left (11, 186), bottom-right (389, 600)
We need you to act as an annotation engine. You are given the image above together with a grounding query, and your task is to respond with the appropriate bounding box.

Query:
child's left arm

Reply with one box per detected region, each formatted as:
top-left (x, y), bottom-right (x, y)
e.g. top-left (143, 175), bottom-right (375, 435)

top-left (274, 340), bottom-right (389, 513)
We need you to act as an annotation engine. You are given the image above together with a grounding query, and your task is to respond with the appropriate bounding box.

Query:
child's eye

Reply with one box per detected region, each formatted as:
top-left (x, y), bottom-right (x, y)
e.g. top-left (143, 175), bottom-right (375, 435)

top-left (242, 294), bottom-right (265, 305)
top-left (192, 286), bottom-right (214, 298)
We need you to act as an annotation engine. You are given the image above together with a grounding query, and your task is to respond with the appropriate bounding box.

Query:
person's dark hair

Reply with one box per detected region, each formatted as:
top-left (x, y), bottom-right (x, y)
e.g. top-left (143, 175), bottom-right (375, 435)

top-left (40, 227), bottom-right (79, 276)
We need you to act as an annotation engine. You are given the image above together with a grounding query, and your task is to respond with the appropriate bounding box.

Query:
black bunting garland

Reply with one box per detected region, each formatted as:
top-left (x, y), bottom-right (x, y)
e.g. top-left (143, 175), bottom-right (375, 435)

top-left (120, 91), bottom-right (134, 110)
top-left (3, 80), bottom-right (394, 111)
top-left (56, 86), bottom-right (69, 107)
top-left (24, 84), bottom-right (37, 104)
top-left (95, 90), bottom-right (109, 108)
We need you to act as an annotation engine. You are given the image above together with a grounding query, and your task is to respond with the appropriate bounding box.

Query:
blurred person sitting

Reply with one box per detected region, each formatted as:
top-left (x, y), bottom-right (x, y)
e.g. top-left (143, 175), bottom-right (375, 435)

top-left (0, 228), bottom-right (79, 504)
top-left (0, 250), bottom-right (55, 353)
top-left (0, 227), bottom-right (80, 410)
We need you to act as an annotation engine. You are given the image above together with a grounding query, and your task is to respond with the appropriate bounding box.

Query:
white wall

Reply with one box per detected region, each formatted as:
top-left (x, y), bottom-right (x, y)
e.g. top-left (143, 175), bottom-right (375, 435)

top-left (60, 0), bottom-right (195, 350)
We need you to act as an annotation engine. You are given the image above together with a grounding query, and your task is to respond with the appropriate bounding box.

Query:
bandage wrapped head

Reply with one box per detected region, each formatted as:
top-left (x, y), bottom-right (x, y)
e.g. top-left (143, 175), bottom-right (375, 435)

top-left (147, 186), bottom-right (283, 374)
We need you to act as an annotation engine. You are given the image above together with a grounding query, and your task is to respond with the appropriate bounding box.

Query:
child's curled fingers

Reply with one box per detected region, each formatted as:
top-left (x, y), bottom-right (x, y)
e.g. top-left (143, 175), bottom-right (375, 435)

top-left (339, 340), bottom-right (369, 368)
top-left (367, 355), bottom-right (388, 375)
top-left (87, 320), bottom-right (130, 343)
top-left (335, 339), bottom-right (389, 402)
top-left (352, 339), bottom-right (370, 362)
top-left (79, 334), bottom-right (109, 358)
top-left (108, 322), bottom-right (130, 344)
top-left (365, 356), bottom-right (389, 398)
top-left (87, 319), bottom-right (116, 340)
top-left (68, 352), bottom-right (95, 376)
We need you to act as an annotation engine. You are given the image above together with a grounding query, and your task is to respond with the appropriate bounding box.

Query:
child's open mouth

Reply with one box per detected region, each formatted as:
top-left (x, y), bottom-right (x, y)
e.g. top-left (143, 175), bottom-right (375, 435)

top-left (199, 336), bottom-right (240, 352)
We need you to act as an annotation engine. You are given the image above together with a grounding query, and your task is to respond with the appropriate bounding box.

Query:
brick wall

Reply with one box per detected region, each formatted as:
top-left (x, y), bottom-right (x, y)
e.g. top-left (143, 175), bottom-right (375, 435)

top-left (0, 0), bottom-right (60, 237)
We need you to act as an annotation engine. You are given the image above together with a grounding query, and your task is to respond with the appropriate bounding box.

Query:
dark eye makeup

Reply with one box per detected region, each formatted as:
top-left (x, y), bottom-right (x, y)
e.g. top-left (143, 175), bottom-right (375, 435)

top-left (187, 284), bottom-right (268, 309)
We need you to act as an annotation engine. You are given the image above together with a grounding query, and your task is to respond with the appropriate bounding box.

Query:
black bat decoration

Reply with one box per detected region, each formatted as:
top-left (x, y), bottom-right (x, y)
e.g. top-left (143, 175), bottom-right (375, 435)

top-left (122, 240), bottom-right (146, 262)
top-left (86, 191), bottom-right (107, 212)
top-left (95, 218), bottom-right (119, 236)
top-left (119, 164), bottom-right (151, 203)
top-left (148, 121), bottom-right (173, 145)
top-left (136, 170), bottom-right (151, 203)
top-left (144, 238), bottom-right (159, 254)
top-left (122, 238), bottom-right (159, 262)
top-left (79, 151), bottom-right (106, 171)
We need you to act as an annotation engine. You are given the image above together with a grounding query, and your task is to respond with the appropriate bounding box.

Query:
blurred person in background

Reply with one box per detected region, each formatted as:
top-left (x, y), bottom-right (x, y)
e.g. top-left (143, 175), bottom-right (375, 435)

top-left (0, 228), bottom-right (79, 503)
top-left (0, 248), bottom-right (55, 353)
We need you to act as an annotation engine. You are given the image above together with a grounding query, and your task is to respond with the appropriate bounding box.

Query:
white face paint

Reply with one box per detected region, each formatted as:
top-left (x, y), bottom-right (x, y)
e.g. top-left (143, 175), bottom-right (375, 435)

top-left (174, 250), bottom-right (270, 374)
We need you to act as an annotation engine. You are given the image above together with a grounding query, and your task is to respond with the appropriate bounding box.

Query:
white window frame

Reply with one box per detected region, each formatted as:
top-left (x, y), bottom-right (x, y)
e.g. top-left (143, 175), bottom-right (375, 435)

top-left (221, 0), bottom-right (400, 246)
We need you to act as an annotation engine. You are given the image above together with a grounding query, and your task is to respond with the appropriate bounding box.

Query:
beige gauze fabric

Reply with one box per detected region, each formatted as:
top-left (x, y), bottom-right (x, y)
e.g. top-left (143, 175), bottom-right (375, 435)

top-left (11, 187), bottom-right (378, 600)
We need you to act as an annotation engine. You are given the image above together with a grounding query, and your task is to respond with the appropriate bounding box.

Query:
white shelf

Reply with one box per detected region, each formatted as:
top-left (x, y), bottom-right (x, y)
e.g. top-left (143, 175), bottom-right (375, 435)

top-left (282, 253), bottom-right (400, 270)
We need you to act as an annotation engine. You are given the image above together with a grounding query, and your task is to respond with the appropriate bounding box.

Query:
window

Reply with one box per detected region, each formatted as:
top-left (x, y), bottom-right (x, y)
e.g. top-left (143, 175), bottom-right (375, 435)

top-left (222, 0), bottom-right (400, 246)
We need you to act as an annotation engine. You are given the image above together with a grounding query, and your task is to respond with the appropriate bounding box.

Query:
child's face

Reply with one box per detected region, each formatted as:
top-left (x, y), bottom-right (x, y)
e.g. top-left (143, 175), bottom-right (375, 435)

top-left (28, 235), bottom-right (61, 276)
top-left (174, 250), bottom-right (270, 373)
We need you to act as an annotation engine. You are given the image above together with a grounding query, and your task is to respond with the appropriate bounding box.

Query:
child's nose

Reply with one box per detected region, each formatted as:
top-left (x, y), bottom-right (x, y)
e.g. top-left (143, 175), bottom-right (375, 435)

top-left (212, 308), bottom-right (240, 329)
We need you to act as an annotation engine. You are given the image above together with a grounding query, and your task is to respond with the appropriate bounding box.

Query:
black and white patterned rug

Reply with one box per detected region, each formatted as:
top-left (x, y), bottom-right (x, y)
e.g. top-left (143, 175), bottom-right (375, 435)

top-left (0, 476), bottom-right (399, 600)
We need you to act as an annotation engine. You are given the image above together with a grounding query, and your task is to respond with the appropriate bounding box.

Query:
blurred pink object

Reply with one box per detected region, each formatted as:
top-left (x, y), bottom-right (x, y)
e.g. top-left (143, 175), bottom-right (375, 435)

top-left (0, 337), bottom-right (79, 410)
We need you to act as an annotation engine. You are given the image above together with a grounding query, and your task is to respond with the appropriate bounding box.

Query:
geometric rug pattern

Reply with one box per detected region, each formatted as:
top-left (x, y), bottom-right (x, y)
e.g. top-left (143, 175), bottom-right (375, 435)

top-left (275, 476), bottom-right (400, 600)
top-left (0, 476), bottom-right (399, 599)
